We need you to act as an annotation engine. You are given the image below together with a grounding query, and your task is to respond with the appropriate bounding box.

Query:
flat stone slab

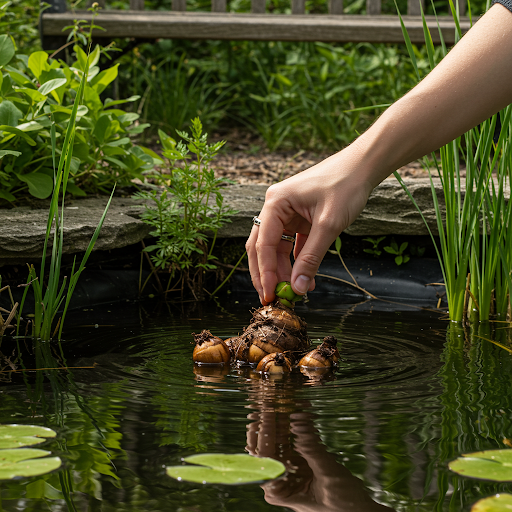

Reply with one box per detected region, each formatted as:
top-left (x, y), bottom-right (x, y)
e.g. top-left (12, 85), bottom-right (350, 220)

top-left (0, 176), bottom-right (464, 265)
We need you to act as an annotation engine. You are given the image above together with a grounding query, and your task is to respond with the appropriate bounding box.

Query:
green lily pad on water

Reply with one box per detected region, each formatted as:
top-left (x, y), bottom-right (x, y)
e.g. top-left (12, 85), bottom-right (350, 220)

top-left (471, 493), bottom-right (512, 511)
top-left (449, 450), bottom-right (512, 482)
top-left (0, 448), bottom-right (61, 480)
top-left (0, 425), bottom-right (57, 449)
top-left (166, 453), bottom-right (286, 484)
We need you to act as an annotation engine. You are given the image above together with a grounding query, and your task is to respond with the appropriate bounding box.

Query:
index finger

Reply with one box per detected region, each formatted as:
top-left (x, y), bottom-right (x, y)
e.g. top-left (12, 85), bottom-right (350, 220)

top-left (256, 211), bottom-right (289, 304)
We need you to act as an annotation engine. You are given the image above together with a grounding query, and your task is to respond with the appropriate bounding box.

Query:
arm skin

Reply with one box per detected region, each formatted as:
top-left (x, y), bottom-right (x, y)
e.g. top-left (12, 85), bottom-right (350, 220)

top-left (246, 3), bottom-right (512, 305)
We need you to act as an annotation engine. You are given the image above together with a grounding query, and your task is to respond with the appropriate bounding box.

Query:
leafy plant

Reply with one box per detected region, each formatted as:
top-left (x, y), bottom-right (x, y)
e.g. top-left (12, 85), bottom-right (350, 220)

top-left (363, 236), bottom-right (386, 257)
top-left (383, 239), bottom-right (410, 266)
top-left (0, 33), bottom-right (153, 203)
top-left (16, 52), bottom-right (114, 341)
top-left (166, 453), bottom-right (285, 484)
top-left (135, 118), bottom-right (237, 298)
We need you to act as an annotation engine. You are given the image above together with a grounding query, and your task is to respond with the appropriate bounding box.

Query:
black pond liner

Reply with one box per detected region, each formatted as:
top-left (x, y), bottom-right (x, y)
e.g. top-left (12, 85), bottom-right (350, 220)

top-left (230, 257), bottom-right (445, 309)
top-left (0, 258), bottom-right (444, 312)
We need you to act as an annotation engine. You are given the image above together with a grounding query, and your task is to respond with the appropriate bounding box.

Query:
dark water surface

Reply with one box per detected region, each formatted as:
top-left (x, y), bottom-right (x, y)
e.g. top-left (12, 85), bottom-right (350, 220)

top-left (2, 296), bottom-right (512, 511)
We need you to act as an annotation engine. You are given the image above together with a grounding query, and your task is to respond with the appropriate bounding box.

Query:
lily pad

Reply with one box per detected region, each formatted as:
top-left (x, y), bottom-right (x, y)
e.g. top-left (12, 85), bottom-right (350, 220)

top-left (471, 493), bottom-right (512, 511)
top-left (449, 450), bottom-right (512, 482)
top-left (0, 448), bottom-right (61, 480)
top-left (0, 425), bottom-right (57, 449)
top-left (166, 453), bottom-right (285, 484)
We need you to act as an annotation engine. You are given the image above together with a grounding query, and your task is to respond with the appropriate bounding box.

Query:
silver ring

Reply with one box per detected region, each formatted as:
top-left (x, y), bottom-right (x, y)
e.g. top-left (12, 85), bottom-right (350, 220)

top-left (253, 216), bottom-right (295, 242)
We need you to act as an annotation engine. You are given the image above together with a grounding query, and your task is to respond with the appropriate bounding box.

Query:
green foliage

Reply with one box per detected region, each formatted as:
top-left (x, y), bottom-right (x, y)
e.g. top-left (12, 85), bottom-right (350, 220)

top-left (363, 236), bottom-right (386, 257)
top-left (17, 53), bottom-right (114, 341)
top-left (395, 0), bottom-right (512, 321)
top-left (0, 36), bottom-right (152, 203)
top-left (384, 239), bottom-right (410, 266)
top-left (0, 0), bottom-right (40, 55)
top-left (135, 118), bottom-right (237, 296)
top-left (166, 453), bottom-right (285, 484)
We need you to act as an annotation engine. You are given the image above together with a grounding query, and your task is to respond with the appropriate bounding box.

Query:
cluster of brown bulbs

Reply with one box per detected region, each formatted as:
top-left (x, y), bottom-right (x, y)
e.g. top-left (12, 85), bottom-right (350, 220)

top-left (192, 282), bottom-right (339, 376)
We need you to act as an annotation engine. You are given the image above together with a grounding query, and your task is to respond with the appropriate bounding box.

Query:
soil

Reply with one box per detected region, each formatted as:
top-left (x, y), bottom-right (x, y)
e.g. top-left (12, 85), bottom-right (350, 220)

top-left (211, 128), bottom-right (431, 185)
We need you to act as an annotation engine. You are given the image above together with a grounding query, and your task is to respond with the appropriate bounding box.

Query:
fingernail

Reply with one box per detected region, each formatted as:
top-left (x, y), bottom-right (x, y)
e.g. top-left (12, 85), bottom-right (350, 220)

top-left (294, 275), bottom-right (310, 295)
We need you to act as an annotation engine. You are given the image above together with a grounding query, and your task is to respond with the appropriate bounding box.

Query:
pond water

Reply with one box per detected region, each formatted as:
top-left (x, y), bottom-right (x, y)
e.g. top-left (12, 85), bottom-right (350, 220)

top-left (1, 295), bottom-right (512, 511)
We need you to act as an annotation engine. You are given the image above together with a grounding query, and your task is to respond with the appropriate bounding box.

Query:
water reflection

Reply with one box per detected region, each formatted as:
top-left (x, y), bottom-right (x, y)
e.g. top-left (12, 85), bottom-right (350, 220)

top-left (3, 302), bottom-right (512, 511)
top-left (244, 375), bottom-right (391, 511)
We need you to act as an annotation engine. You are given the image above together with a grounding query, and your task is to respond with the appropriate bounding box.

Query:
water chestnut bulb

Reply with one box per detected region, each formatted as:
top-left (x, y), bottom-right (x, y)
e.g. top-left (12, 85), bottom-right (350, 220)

top-left (256, 352), bottom-right (292, 374)
top-left (298, 336), bottom-right (339, 368)
top-left (275, 281), bottom-right (303, 308)
top-left (192, 330), bottom-right (231, 365)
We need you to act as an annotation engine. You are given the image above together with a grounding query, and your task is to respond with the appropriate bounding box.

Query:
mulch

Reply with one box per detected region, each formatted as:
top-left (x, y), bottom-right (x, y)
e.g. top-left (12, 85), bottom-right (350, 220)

top-left (211, 129), bottom-right (431, 185)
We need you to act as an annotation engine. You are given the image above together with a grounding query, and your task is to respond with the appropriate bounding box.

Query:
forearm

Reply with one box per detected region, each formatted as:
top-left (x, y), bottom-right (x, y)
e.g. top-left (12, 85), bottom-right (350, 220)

top-left (352, 3), bottom-right (512, 189)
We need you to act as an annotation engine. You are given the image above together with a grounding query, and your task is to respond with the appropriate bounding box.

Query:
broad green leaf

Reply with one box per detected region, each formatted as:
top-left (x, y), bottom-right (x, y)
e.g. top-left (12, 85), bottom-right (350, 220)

top-left (0, 125), bottom-right (37, 145)
top-left (0, 34), bottom-right (14, 68)
top-left (167, 453), bottom-right (285, 485)
top-left (90, 64), bottom-right (119, 94)
top-left (335, 237), bottom-right (342, 253)
top-left (17, 88), bottom-right (47, 103)
top-left (0, 150), bottom-right (21, 160)
top-left (0, 100), bottom-right (22, 126)
top-left (104, 95), bottom-right (140, 108)
top-left (159, 129), bottom-right (176, 151)
top-left (17, 173), bottom-right (54, 199)
top-left (28, 51), bottom-right (50, 80)
top-left (66, 182), bottom-right (87, 197)
top-left (93, 115), bottom-right (112, 144)
top-left (471, 494), bottom-right (512, 511)
top-left (0, 448), bottom-right (61, 480)
top-left (16, 121), bottom-right (44, 133)
top-left (450, 450), bottom-right (512, 482)
top-left (38, 78), bottom-right (67, 97)
top-left (73, 45), bottom-right (88, 72)
top-left (0, 190), bottom-right (15, 201)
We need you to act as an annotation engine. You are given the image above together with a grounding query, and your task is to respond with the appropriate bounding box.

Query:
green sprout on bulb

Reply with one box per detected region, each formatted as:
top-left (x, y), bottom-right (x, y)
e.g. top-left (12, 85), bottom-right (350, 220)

top-left (275, 281), bottom-right (303, 308)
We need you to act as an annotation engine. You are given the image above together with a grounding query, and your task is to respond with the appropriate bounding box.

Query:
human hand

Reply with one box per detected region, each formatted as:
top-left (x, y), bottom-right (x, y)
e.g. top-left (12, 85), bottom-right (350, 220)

top-left (246, 146), bottom-right (374, 304)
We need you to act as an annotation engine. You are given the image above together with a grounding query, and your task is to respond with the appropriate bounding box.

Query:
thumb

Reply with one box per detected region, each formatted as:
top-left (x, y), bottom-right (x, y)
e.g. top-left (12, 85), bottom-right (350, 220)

top-left (290, 226), bottom-right (337, 295)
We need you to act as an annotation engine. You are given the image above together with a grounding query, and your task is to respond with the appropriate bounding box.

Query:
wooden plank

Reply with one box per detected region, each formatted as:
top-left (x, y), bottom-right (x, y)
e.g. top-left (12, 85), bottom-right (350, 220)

top-left (291, 0), bottom-right (305, 14)
top-left (366, 0), bottom-right (381, 15)
top-left (329, 0), bottom-right (343, 15)
top-left (252, 0), bottom-right (266, 13)
top-left (407, 0), bottom-right (424, 16)
top-left (456, 0), bottom-right (466, 16)
top-left (212, 0), bottom-right (226, 12)
top-left (41, 12), bottom-right (472, 45)
top-left (172, 0), bottom-right (187, 11)
top-left (130, 0), bottom-right (145, 9)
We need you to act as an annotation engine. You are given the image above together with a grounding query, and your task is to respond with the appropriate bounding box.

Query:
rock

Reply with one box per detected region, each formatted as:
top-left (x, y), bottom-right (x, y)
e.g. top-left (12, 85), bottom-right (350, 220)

top-left (0, 176), bottom-right (478, 266)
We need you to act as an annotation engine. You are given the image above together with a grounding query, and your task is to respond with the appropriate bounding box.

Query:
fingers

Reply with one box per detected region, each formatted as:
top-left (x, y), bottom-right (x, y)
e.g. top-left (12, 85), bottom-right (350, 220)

top-left (291, 220), bottom-right (339, 295)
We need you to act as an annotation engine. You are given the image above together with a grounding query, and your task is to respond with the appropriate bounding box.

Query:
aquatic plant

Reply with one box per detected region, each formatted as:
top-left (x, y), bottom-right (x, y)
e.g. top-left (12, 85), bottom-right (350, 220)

top-left (16, 55), bottom-right (113, 341)
top-left (394, 0), bottom-right (512, 322)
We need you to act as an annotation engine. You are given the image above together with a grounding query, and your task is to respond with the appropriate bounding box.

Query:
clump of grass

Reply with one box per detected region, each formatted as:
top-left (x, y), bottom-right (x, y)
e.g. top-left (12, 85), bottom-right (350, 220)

top-left (17, 58), bottom-right (113, 341)
top-left (394, 0), bottom-right (512, 322)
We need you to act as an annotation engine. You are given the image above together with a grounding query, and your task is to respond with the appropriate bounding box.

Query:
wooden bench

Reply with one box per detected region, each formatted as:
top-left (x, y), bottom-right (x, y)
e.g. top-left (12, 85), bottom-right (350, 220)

top-left (41, 0), bottom-right (470, 46)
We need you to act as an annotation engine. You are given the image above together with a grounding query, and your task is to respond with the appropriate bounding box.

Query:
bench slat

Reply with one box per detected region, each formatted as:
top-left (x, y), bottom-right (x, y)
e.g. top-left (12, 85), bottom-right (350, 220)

top-left (252, 0), bottom-right (266, 13)
top-left (212, 0), bottom-right (227, 12)
top-left (41, 11), bottom-right (471, 45)
top-left (328, 0), bottom-right (343, 15)
top-left (366, 0), bottom-right (381, 15)
top-left (291, 0), bottom-right (306, 14)
top-left (172, 0), bottom-right (187, 11)
top-left (130, 0), bottom-right (145, 10)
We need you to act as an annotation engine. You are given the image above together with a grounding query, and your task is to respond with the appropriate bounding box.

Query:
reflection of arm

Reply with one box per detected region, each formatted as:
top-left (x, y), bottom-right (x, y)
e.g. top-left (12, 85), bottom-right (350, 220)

top-left (246, 396), bottom-right (391, 512)
top-left (261, 412), bottom-right (391, 512)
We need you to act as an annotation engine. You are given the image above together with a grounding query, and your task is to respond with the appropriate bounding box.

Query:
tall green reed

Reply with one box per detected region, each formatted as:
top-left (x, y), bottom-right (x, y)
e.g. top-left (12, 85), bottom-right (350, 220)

top-left (394, 0), bottom-right (512, 322)
top-left (17, 57), bottom-right (113, 341)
